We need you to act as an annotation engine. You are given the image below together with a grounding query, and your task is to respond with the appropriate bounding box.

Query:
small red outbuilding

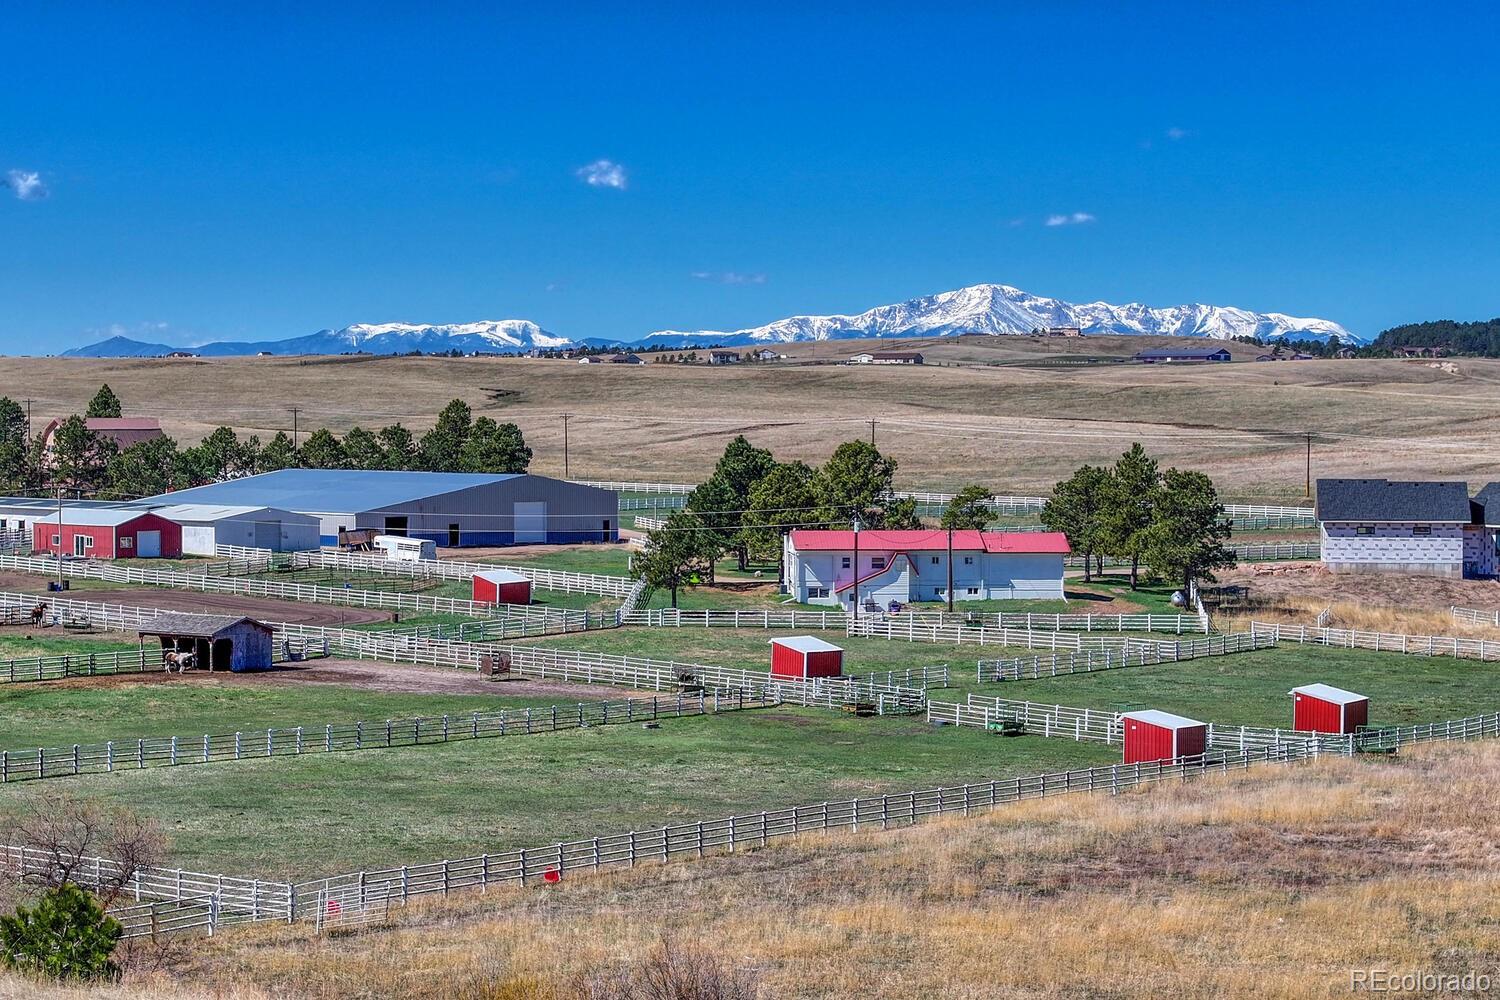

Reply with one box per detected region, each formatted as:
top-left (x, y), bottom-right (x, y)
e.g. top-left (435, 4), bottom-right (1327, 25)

top-left (769, 635), bottom-right (844, 679)
top-left (1121, 710), bottom-right (1208, 764)
top-left (1291, 683), bottom-right (1369, 734)
top-left (472, 569), bottom-right (532, 606)
top-left (31, 509), bottom-right (181, 559)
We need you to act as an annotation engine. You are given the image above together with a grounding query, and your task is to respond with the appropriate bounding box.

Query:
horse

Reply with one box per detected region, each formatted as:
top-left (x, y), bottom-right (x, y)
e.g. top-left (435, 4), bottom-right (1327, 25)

top-left (29, 603), bottom-right (47, 627)
top-left (163, 650), bottom-right (198, 674)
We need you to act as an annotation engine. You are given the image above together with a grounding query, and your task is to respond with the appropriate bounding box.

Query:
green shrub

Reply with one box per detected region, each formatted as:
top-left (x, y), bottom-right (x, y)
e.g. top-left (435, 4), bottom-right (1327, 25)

top-left (0, 882), bottom-right (123, 982)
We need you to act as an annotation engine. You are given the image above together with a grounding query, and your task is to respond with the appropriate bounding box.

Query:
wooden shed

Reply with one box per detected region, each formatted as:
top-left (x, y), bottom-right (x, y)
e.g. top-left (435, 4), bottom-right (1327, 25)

top-left (769, 636), bottom-right (844, 679)
top-left (472, 568), bottom-right (532, 605)
top-left (1121, 710), bottom-right (1207, 764)
top-left (139, 612), bottom-right (275, 673)
top-left (1291, 683), bottom-right (1370, 734)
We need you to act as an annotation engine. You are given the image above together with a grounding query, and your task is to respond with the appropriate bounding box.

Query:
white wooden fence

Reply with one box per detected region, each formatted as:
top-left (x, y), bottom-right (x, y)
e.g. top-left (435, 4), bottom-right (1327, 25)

top-left (1251, 621), bottom-right (1500, 662)
top-left (846, 617), bottom-right (1195, 653)
top-left (35, 743), bottom-right (1303, 938)
top-left (298, 548), bottom-right (636, 599)
top-left (976, 630), bottom-right (1275, 682)
top-left (0, 690), bottom-right (773, 786)
top-left (624, 607), bottom-right (1209, 635)
top-left (1451, 606), bottom-right (1500, 627)
top-left (0, 553), bottom-right (606, 632)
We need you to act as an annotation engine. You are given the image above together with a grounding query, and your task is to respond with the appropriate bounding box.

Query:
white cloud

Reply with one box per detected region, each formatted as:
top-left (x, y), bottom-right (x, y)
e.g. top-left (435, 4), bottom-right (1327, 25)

top-left (692, 271), bottom-right (767, 285)
top-left (575, 159), bottom-right (627, 190)
top-left (1166, 126), bottom-right (1189, 140)
top-left (4, 169), bottom-right (47, 201)
top-left (1045, 212), bottom-right (1096, 227)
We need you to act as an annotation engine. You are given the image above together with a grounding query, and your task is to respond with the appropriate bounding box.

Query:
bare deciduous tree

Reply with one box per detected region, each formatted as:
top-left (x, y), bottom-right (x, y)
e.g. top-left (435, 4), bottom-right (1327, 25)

top-left (576, 940), bottom-right (760, 1000)
top-left (2, 790), bottom-right (166, 907)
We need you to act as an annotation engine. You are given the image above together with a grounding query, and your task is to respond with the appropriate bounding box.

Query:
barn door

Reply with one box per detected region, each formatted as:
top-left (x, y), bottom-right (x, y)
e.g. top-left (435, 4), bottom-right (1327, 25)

top-left (136, 530), bottom-right (161, 558)
top-left (513, 502), bottom-right (546, 543)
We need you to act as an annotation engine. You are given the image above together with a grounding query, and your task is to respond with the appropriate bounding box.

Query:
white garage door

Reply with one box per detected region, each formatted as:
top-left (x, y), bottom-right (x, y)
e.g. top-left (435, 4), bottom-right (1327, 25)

top-left (513, 502), bottom-right (547, 543)
top-left (181, 525), bottom-right (216, 556)
top-left (136, 530), bottom-right (162, 558)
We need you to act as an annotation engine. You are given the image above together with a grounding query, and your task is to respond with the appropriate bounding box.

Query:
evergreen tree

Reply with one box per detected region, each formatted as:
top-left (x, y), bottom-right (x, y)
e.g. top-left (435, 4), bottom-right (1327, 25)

top-left (459, 418), bottom-right (532, 473)
top-left (106, 437), bottom-right (183, 498)
top-left (743, 461), bottom-right (821, 586)
top-left (341, 426), bottom-right (386, 470)
top-left (418, 399), bottom-right (473, 471)
top-left (1142, 469), bottom-right (1237, 591)
top-left (187, 426), bottom-right (256, 482)
top-left (377, 424), bottom-right (418, 470)
top-left (0, 883), bottom-right (122, 982)
top-left (940, 485), bottom-right (994, 531)
top-left (632, 512), bottom-right (719, 608)
top-left (258, 432), bottom-right (297, 471)
top-left (687, 436), bottom-right (776, 570)
top-left (49, 416), bottom-right (117, 492)
top-left (0, 397), bottom-right (29, 492)
top-left (817, 439), bottom-right (901, 527)
top-left (84, 384), bottom-right (123, 419)
top-left (1100, 444), bottom-right (1160, 588)
top-left (297, 428), bottom-right (345, 469)
top-left (1041, 465), bottom-right (1111, 582)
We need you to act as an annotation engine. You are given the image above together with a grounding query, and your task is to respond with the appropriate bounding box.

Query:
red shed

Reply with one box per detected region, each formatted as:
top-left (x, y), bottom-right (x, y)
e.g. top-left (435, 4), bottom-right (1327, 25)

top-left (472, 569), bottom-right (532, 605)
top-left (1121, 710), bottom-right (1207, 764)
top-left (769, 635), bottom-right (844, 679)
top-left (31, 509), bottom-right (182, 560)
top-left (1291, 683), bottom-right (1369, 734)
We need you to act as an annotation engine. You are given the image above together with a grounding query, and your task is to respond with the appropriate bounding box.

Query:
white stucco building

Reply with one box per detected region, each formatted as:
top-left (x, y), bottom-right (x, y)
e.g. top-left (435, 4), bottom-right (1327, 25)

top-left (783, 529), bottom-right (1070, 608)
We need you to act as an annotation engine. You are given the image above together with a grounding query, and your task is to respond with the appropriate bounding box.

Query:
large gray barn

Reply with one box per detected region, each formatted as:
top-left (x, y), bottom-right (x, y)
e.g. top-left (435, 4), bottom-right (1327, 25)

top-left (137, 469), bottom-right (619, 547)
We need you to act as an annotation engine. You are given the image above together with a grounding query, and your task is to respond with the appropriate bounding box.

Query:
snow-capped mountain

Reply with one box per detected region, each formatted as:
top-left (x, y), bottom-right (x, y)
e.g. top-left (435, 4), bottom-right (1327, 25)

top-left (63, 320), bottom-right (570, 358)
top-left (643, 284), bottom-right (1360, 346)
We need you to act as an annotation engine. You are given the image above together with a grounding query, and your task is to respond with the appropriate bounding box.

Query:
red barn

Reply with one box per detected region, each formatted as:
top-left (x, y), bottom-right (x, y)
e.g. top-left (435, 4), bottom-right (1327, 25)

top-left (1121, 710), bottom-right (1207, 764)
top-left (31, 509), bottom-right (181, 559)
top-left (769, 635), bottom-right (844, 679)
top-left (472, 568), bottom-right (532, 605)
top-left (1291, 683), bottom-right (1369, 734)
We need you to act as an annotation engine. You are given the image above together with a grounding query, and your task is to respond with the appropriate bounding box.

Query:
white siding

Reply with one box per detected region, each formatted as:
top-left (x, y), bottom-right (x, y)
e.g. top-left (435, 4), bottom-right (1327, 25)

top-left (784, 540), bottom-right (1066, 604)
top-left (1320, 522), bottom-right (1465, 577)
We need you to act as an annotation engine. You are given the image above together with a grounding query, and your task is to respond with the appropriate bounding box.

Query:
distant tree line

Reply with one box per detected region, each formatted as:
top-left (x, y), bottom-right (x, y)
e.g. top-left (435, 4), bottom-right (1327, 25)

top-left (0, 387), bottom-right (530, 501)
top-left (1372, 319), bottom-right (1500, 357)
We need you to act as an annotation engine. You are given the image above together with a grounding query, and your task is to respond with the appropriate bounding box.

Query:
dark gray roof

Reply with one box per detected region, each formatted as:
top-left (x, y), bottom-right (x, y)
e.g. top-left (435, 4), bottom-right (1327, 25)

top-left (1315, 479), bottom-right (1473, 523)
top-left (138, 612), bottom-right (273, 638)
top-left (1472, 483), bottom-right (1500, 527)
top-left (1133, 347), bottom-right (1231, 359)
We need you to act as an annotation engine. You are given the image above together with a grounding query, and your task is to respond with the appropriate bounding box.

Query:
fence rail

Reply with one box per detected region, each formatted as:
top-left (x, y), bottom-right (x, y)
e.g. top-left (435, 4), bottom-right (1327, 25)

top-left (846, 616), bottom-right (1197, 653)
top-left (976, 630), bottom-right (1275, 682)
top-left (1251, 621), bottom-right (1500, 662)
top-left (0, 646), bottom-right (167, 684)
top-left (0, 690), bottom-right (771, 786)
top-left (625, 607), bottom-right (1209, 635)
top-left (300, 548), bottom-right (636, 599)
top-left (1451, 606), bottom-right (1500, 627)
top-left (0, 553), bottom-right (605, 632)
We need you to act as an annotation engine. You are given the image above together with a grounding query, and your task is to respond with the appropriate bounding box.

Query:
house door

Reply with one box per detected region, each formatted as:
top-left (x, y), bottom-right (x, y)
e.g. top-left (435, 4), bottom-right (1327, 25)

top-left (513, 502), bottom-right (546, 543)
top-left (136, 530), bottom-right (161, 558)
top-left (73, 534), bottom-right (88, 557)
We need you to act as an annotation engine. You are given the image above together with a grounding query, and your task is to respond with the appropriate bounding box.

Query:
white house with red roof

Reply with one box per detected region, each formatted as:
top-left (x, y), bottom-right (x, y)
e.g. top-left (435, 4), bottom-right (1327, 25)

top-left (783, 529), bottom-right (1070, 608)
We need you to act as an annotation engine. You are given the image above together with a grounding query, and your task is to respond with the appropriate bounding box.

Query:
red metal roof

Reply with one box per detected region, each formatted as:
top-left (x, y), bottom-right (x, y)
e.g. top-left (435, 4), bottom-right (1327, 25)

top-left (789, 529), bottom-right (1070, 554)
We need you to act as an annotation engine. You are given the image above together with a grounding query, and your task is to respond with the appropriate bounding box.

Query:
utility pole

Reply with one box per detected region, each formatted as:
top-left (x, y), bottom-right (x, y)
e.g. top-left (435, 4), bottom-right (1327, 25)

top-left (562, 413), bottom-right (572, 479)
top-left (946, 525), bottom-right (954, 614)
top-left (851, 517), bottom-right (861, 623)
top-left (290, 407), bottom-right (301, 459)
top-left (868, 419), bottom-right (876, 447)
top-left (1305, 433), bottom-right (1313, 498)
top-left (54, 485), bottom-right (64, 590)
top-left (21, 398), bottom-right (34, 441)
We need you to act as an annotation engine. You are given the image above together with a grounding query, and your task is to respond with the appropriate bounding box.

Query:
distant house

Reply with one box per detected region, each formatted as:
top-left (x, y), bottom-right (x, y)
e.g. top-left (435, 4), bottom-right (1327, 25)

top-left (577, 355), bottom-right (602, 364)
top-left (1394, 346), bottom-right (1447, 358)
top-left (1335, 347), bottom-right (1357, 359)
top-left (1255, 354), bottom-right (1278, 362)
top-left (165, 351), bottom-right (199, 359)
top-left (851, 350), bottom-right (925, 365)
top-left (1316, 478), bottom-right (1498, 579)
top-left (1133, 347), bottom-right (1232, 364)
top-left (608, 353), bottom-right (644, 365)
top-left (750, 348), bottom-right (782, 361)
top-left (1042, 326), bottom-right (1083, 338)
top-left (709, 350), bottom-right (741, 365)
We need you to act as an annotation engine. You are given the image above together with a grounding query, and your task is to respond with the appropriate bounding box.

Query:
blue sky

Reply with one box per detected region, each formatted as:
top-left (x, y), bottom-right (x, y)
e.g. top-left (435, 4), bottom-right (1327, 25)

top-left (2, 3), bottom-right (1498, 353)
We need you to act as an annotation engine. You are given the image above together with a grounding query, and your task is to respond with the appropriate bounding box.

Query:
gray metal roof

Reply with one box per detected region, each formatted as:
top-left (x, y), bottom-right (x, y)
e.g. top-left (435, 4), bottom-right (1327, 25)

top-left (138, 612), bottom-right (273, 638)
top-left (1315, 478), bottom-right (1473, 523)
top-left (137, 469), bottom-right (524, 514)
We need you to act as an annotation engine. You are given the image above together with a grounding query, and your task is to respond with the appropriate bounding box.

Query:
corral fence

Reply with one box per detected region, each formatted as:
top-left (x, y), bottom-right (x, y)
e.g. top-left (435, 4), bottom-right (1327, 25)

top-left (846, 617), bottom-right (1215, 654)
top-left (30, 743), bottom-right (1307, 938)
top-left (618, 496), bottom-right (687, 512)
top-left (1251, 621), bottom-right (1500, 662)
top-left (0, 528), bottom-right (30, 553)
top-left (299, 548), bottom-right (636, 599)
top-left (0, 553), bottom-right (605, 633)
top-left (976, 630), bottom-right (1275, 682)
top-left (625, 607), bottom-right (1209, 635)
top-left (1067, 540), bottom-right (1318, 571)
top-left (0, 689), bottom-right (773, 786)
top-left (1451, 606), bottom-right (1500, 627)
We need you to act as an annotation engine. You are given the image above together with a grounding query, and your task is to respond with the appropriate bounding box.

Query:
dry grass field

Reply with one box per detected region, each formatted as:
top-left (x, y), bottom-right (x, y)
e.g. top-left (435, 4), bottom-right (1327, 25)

top-left (9, 743), bottom-right (1499, 1000)
top-left (5, 338), bottom-right (1500, 499)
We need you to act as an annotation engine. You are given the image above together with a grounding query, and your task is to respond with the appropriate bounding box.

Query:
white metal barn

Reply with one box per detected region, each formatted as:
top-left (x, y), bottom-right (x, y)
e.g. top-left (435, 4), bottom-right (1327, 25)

top-left (150, 504), bottom-right (322, 555)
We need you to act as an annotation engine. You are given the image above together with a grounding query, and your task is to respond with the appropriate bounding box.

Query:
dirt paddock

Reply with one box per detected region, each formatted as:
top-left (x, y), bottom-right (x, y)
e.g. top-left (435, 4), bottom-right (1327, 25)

top-left (1220, 562), bottom-right (1500, 612)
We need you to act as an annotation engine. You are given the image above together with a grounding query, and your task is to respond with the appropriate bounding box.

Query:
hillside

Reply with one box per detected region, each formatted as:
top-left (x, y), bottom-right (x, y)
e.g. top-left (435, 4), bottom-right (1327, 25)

top-left (1375, 319), bottom-right (1500, 356)
top-left (16, 743), bottom-right (1498, 999)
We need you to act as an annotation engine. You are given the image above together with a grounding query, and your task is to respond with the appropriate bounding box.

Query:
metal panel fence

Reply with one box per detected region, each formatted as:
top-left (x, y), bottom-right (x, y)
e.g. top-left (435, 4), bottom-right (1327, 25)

top-left (976, 630), bottom-right (1276, 682)
top-left (1451, 606), bottom-right (1500, 627)
top-left (1251, 621), bottom-right (1500, 662)
top-left (295, 548), bottom-right (635, 599)
top-left (0, 690), bottom-right (772, 786)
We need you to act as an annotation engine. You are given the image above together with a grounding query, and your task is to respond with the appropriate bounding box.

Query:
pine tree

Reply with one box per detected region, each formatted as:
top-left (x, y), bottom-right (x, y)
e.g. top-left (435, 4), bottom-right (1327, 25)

top-left (940, 485), bottom-right (994, 531)
top-left (1142, 469), bottom-right (1237, 591)
top-left (106, 437), bottom-right (183, 498)
top-left (1041, 465), bottom-right (1111, 582)
top-left (377, 424), bottom-right (418, 470)
top-left (744, 461), bottom-right (821, 586)
top-left (1100, 444), bottom-right (1160, 588)
top-left (342, 427), bottom-right (386, 470)
top-left (297, 429), bottom-right (345, 469)
top-left (49, 416), bottom-right (117, 492)
top-left (84, 384), bottom-right (123, 419)
top-left (258, 432), bottom-right (297, 471)
top-left (418, 399), bottom-right (473, 471)
top-left (459, 418), bottom-right (532, 473)
top-left (818, 440), bottom-right (902, 527)
top-left (632, 512), bottom-right (718, 608)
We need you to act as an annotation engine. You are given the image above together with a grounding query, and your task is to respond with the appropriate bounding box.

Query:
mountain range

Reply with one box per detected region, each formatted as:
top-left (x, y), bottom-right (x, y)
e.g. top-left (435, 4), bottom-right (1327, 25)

top-left (60, 283), bottom-right (1360, 357)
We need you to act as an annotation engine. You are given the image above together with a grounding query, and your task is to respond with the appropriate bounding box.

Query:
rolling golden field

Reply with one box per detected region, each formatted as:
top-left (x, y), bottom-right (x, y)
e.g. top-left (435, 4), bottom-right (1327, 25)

top-left (3, 337), bottom-right (1498, 499)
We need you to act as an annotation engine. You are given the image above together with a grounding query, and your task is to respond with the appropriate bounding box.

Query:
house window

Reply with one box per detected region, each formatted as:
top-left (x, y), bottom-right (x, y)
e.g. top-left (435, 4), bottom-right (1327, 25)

top-left (934, 587), bottom-right (945, 597)
top-left (931, 556), bottom-right (940, 565)
top-left (1413, 525), bottom-right (1432, 536)
top-left (871, 557), bottom-right (887, 570)
top-left (120, 537), bottom-right (132, 549)
top-left (963, 556), bottom-right (974, 565)
top-left (50, 534), bottom-right (60, 546)
top-left (82, 537), bottom-right (93, 549)
top-left (967, 587), bottom-right (979, 596)
top-left (809, 587), bottom-right (828, 598)
top-left (841, 557), bottom-right (851, 569)
top-left (1355, 526), bottom-right (1374, 535)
